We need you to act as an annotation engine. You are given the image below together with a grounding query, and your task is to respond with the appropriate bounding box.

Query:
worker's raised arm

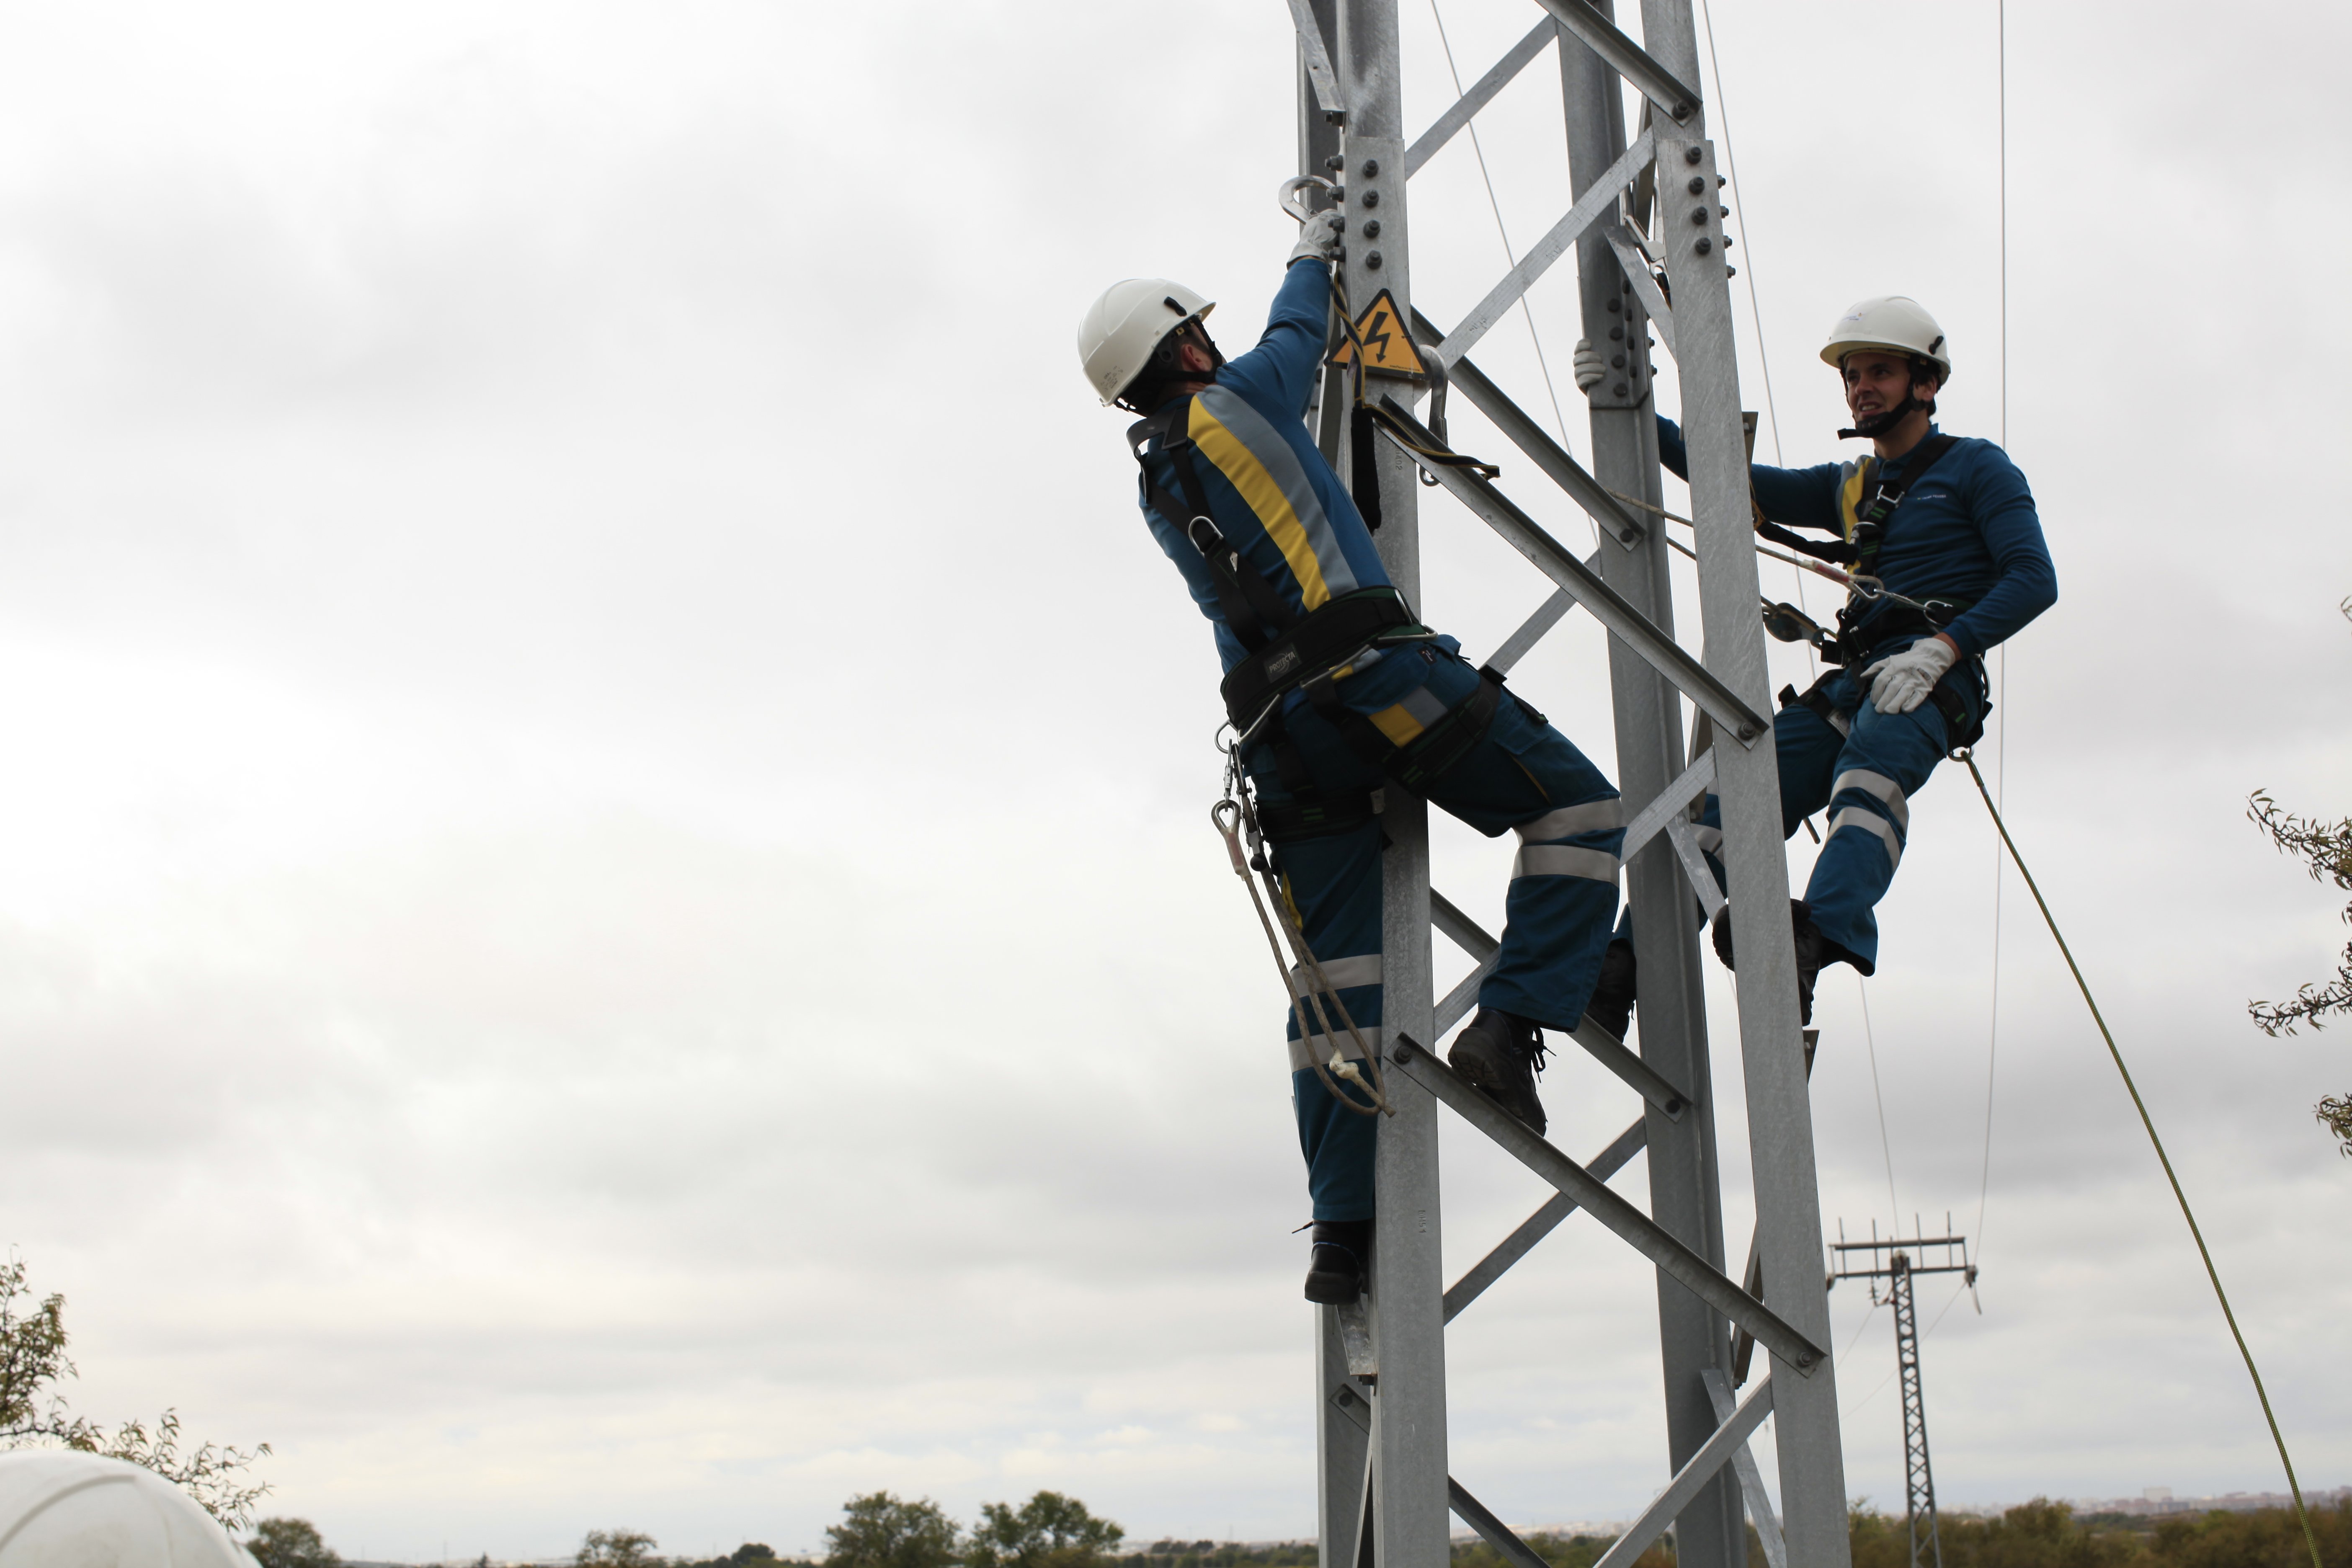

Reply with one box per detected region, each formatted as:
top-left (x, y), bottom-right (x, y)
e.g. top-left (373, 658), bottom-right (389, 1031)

top-left (1218, 251), bottom-right (1338, 425)
top-left (1654, 415), bottom-right (1844, 533)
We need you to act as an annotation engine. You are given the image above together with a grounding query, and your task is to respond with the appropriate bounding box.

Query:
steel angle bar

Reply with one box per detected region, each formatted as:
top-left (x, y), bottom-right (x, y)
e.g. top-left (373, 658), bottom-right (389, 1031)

top-left (1529, 0), bottom-right (1702, 124)
top-left (1485, 588), bottom-right (1572, 675)
top-left (1436, 129), bottom-right (1653, 366)
top-left (1403, 19), bottom-right (1554, 177)
top-left (1413, 322), bottom-right (1644, 548)
top-left (1445, 1116), bottom-right (1648, 1322)
top-left (1285, 0), bottom-right (1344, 121)
top-left (1703, 1368), bottom-right (1787, 1568)
top-left (1603, 225), bottom-right (1676, 358)
top-left (1432, 887), bottom-right (1688, 1116)
top-left (1430, 888), bottom-right (1498, 962)
top-left (1447, 1481), bottom-right (1553, 1568)
top-left (1326, 1391), bottom-right (1548, 1568)
top-left (1591, 1377), bottom-right (1777, 1568)
top-left (1373, 396), bottom-right (1770, 745)
top-left (1434, 962), bottom-right (1490, 1039)
top-left (1620, 749), bottom-right (1715, 861)
top-left (1663, 815), bottom-right (1728, 920)
top-left (1568, 1018), bottom-right (1689, 1118)
top-left (1388, 1034), bottom-right (1824, 1372)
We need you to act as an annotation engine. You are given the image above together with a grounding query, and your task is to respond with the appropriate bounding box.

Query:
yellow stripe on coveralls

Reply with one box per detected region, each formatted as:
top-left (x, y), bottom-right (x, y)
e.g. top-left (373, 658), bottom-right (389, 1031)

top-left (1189, 399), bottom-right (1336, 611)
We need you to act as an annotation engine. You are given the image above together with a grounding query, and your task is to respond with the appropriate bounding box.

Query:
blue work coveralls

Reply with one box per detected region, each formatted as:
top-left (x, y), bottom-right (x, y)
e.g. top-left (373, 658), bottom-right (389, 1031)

top-left (1135, 260), bottom-right (1624, 1222)
top-left (1659, 417), bottom-right (2058, 971)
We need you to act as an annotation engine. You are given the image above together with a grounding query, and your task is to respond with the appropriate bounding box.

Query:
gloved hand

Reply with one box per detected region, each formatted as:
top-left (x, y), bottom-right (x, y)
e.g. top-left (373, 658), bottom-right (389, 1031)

top-left (1860, 635), bottom-right (1957, 715)
top-left (1573, 338), bottom-right (1607, 393)
top-left (1290, 209), bottom-right (1345, 266)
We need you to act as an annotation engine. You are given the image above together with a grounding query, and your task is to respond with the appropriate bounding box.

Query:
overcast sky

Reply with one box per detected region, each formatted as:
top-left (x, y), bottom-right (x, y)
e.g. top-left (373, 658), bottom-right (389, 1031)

top-left (1, 0), bottom-right (2347, 1561)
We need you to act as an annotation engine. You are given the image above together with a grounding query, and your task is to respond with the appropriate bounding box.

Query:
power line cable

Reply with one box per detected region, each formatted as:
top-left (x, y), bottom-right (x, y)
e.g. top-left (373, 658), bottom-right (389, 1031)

top-left (1857, 977), bottom-right (1902, 1228)
top-left (1975, 0), bottom-right (2011, 1269)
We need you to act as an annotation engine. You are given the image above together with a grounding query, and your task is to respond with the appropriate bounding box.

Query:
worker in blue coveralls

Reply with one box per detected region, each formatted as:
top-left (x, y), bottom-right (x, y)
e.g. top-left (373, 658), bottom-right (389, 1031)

top-left (1572, 296), bottom-right (2056, 1029)
top-left (1078, 211), bottom-right (1627, 1305)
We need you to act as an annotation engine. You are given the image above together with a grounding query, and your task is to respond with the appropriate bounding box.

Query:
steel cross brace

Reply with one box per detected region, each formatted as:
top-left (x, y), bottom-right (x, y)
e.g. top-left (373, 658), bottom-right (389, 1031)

top-left (1529, 0), bottom-right (1702, 124)
top-left (1591, 1375), bottom-right (1775, 1568)
top-left (1428, 892), bottom-right (1689, 1117)
top-left (1326, 1380), bottom-right (1553, 1568)
top-left (1372, 395), bottom-right (1770, 744)
top-left (1403, 19), bottom-right (1555, 177)
top-left (1444, 1115), bottom-right (1648, 1322)
top-left (1387, 1033), bottom-right (1822, 1371)
top-left (1437, 129), bottom-right (1655, 366)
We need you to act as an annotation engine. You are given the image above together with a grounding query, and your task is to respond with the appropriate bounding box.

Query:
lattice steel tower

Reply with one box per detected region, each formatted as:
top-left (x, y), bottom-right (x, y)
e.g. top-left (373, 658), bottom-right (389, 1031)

top-left (1832, 1224), bottom-right (1979, 1568)
top-left (1282, 2), bottom-right (1854, 1565)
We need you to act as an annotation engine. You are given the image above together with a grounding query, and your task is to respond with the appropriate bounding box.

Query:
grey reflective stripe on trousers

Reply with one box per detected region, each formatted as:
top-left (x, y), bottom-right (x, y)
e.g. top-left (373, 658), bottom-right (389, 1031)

top-left (1290, 1025), bottom-right (1382, 1073)
top-left (1194, 384), bottom-right (1361, 598)
top-left (1393, 683), bottom-right (1452, 730)
top-left (1510, 845), bottom-right (1621, 883)
top-left (1831, 768), bottom-right (1910, 830)
top-left (1291, 953), bottom-right (1384, 993)
top-left (1515, 797), bottom-right (1625, 841)
top-left (1827, 806), bottom-right (1903, 871)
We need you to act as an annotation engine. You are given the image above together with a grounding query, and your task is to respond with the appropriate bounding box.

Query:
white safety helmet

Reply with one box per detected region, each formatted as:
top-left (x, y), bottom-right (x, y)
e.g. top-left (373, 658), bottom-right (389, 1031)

top-left (0, 1452), bottom-right (258, 1567)
top-left (1820, 295), bottom-right (1951, 382)
top-left (1077, 278), bottom-right (1217, 407)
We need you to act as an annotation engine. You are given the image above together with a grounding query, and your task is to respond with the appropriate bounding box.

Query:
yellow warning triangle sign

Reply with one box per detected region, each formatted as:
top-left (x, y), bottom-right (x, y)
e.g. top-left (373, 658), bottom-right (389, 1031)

top-left (1327, 289), bottom-right (1428, 378)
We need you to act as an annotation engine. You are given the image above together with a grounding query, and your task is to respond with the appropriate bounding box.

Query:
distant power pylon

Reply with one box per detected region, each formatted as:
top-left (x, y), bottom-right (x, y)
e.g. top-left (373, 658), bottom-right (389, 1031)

top-left (1829, 1218), bottom-right (1979, 1568)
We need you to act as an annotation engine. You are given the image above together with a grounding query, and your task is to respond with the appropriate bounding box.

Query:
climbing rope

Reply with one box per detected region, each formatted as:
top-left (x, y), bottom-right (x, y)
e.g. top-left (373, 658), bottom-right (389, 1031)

top-left (1959, 750), bottom-right (2322, 1568)
top-left (1213, 780), bottom-right (1393, 1119)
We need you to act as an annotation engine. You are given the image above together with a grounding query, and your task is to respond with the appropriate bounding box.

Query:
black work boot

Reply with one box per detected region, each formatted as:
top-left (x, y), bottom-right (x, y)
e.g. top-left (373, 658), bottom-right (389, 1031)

top-left (1583, 938), bottom-right (1637, 1042)
top-left (1304, 1219), bottom-right (1373, 1304)
top-left (1709, 899), bottom-right (1841, 1026)
top-left (1447, 1006), bottom-right (1551, 1136)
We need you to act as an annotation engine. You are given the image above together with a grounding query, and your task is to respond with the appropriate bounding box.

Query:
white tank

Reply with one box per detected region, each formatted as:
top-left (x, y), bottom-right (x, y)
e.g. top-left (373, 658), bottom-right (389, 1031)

top-left (0, 1452), bottom-right (258, 1567)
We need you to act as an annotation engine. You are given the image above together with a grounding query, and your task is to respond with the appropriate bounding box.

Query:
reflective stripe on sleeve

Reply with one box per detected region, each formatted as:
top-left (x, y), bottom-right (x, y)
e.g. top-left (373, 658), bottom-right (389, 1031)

top-left (1831, 769), bottom-right (1911, 830)
top-left (1691, 823), bottom-right (1724, 856)
top-left (1515, 798), bottom-right (1625, 842)
top-left (1510, 845), bottom-right (1621, 883)
top-left (1827, 806), bottom-right (1903, 871)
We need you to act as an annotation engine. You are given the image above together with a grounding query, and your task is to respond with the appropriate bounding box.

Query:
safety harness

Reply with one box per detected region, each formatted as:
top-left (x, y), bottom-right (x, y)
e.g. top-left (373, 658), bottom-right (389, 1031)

top-left (1129, 399), bottom-right (1506, 841)
top-left (1763, 433), bottom-right (1988, 751)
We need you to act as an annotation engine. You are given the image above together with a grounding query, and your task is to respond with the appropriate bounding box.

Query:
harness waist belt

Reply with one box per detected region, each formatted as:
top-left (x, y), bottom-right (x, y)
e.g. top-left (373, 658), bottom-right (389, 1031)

top-left (1219, 585), bottom-right (1424, 728)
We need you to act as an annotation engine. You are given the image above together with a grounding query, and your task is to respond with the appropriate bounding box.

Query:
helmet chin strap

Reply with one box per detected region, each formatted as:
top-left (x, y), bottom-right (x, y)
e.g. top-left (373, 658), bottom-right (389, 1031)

top-left (1837, 390), bottom-right (1928, 441)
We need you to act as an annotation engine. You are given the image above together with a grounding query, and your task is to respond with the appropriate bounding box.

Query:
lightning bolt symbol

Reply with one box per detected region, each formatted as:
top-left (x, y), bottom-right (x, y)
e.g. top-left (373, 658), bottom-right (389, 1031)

top-left (1364, 308), bottom-right (1393, 364)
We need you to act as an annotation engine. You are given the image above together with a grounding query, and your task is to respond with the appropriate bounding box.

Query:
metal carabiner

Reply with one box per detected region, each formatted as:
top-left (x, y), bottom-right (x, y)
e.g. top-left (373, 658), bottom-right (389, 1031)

top-left (1278, 174), bottom-right (1339, 225)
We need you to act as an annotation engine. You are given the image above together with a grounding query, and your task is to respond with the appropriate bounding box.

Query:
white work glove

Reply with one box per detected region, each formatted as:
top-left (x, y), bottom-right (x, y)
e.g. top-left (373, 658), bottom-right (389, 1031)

top-left (1289, 209), bottom-right (1345, 266)
top-left (1573, 337), bottom-right (1608, 393)
top-left (1860, 636), bottom-right (1957, 715)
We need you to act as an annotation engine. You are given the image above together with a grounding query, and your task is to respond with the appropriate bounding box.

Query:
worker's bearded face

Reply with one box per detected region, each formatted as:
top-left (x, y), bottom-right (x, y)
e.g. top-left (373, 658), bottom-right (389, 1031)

top-left (1840, 351), bottom-right (1937, 435)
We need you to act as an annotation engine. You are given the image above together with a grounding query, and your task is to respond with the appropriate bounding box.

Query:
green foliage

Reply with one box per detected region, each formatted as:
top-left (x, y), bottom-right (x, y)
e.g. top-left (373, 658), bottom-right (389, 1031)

top-left (246, 1517), bottom-right (343, 1568)
top-left (966, 1491), bottom-right (1126, 1568)
top-left (1449, 1531), bottom-right (1671, 1568)
top-left (825, 1493), bottom-right (962, 1568)
top-left (580, 1529), bottom-right (663, 1566)
top-left (0, 1255), bottom-right (272, 1529)
top-left (1847, 1496), bottom-right (2352, 1567)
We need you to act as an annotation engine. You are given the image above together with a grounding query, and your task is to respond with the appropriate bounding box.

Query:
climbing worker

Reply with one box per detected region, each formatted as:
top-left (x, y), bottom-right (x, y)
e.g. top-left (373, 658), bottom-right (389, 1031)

top-left (1081, 206), bottom-right (1628, 1305)
top-left (1573, 295), bottom-right (2055, 1028)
